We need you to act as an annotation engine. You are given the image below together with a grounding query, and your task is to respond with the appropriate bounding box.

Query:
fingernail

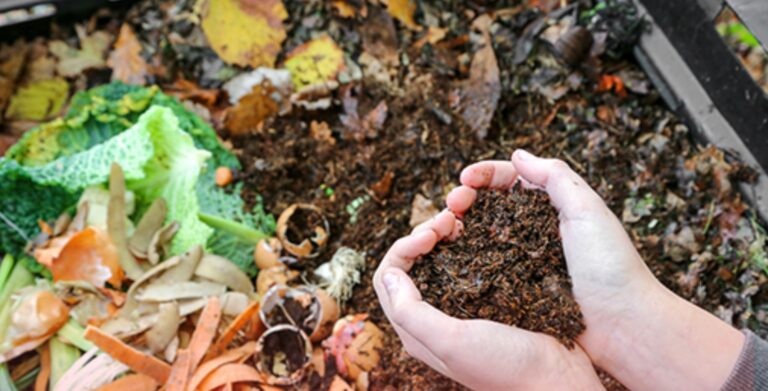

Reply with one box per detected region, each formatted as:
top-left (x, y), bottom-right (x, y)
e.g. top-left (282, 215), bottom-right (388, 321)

top-left (383, 273), bottom-right (399, 297)
top-left (516, 149), bottom-right (534, 160)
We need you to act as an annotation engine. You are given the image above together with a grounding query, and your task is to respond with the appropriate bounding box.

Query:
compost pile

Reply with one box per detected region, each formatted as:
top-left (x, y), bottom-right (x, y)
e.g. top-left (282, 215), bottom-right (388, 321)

top-left (412, 187), bottom-right (585, 347)
top-left (0, 0), bottom-right (767, 390)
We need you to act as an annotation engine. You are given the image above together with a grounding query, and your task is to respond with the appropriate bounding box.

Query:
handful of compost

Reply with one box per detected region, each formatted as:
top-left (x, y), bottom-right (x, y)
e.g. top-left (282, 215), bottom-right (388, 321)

top-left (411, 186), bottom-right (585, 347)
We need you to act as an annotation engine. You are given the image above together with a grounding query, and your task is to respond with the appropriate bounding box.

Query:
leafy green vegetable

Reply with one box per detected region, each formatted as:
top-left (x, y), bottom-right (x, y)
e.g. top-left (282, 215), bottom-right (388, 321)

top-left (0, 161), bottom-right (79, 257)
top-left (7, 82), bottom-right (237, 169)
top-left (126, 106), bottom-right (213, 255)
top-left (198, 183), bottom-right (275, 276)
top-left (1, 82), bottom-right (273, 275)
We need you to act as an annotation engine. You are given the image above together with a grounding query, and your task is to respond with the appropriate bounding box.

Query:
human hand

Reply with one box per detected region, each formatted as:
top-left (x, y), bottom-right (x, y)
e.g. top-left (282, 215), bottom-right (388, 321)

top-left (373, 210), bottom-right (604, 391)
top-left (448, 149), bottom-right (744, 390)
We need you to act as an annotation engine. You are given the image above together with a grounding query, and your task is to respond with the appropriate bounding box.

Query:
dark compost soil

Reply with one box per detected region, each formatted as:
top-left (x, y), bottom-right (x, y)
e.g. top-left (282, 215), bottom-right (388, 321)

top-left (411, 187), bottom-right (585, 347)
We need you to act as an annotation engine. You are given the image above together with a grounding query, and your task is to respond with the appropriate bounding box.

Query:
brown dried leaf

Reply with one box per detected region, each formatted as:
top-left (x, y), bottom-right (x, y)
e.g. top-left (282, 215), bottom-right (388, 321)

top-left (224, 83), bottom-right (279, 135)
top-left (454, 15), bottom-right (500, 139)
top-left (310, 121), bottom-right (336, 145)
top-left (108, 24), bottom-right (148, 85)
top-left (386, 0), bottom-right (421, 30)
top-left (409, 194), bottom-right (439, 227)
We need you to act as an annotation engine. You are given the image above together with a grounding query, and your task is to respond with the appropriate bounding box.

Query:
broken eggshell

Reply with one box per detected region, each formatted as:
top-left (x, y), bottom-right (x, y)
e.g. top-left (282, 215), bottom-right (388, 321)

top-left (322, 314), bottom-right (384, 381)
top-left (259, 285), bottom-right (339, 342)
top-left (255, 324), bottom-right (312, 386)
top-left (256, 265), bottom-right (299, 296)
top-left (254, 237), bottom-right (284, 270)
top-left (276, 203), bottom-right (330, 259)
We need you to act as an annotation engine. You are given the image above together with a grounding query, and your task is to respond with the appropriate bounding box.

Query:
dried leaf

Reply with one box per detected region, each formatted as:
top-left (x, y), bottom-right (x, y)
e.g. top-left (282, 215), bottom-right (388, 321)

top-left (5, 78), bottom-right (69, 121)
top-left (331, 1), bottom-right (361, 18)
top-left (224, 83), bottom-right (279, 135)
top-left (49, 28), bottom-right (112, 77)
top-left (409, 194), bottom-right (439, 227)
top-left (386, 0), bottom-right (421, 30)
top-left (361, 7), bottom-right (399, 66)
top-left (284, 35), bottom-right (345, 90)
top-left (310, 121), bottom-right (335, 145)
top-left (108, 24), bottom-right (148, 86)
top-left (0, 40), bottom-right (29, 115)
top-left (453, 15), bottom-right (500, 139)
top-left (201, 0), bottom-right (288, 68)
top-left (51, 227), bottom-right (124, 288)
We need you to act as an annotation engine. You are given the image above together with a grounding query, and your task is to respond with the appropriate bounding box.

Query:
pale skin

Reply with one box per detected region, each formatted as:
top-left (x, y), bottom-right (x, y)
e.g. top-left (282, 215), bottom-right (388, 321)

top-left (373, 149), bottom-right (746, 391)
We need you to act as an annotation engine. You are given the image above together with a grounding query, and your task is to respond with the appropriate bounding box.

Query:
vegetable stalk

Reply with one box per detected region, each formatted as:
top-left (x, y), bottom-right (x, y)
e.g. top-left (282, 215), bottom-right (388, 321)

top-left (198, 212), bottom-right (270, 244)
top-left (50, 336), bottom-right (80, 389)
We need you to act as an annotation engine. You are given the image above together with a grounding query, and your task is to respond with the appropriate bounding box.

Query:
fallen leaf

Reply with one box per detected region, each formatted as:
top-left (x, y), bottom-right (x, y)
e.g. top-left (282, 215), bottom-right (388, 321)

top-left (108, 24), bottom-right (149, 85)
top-left (165, 79), bottom-right (221, 108)
top-left (310, 121), bottom-right (336, 145)
top-left (49, 27), bottom-right (112, 78)
top-left (386, 0), bottom-right (421, 30)
top-left (5, 78), bottom-right (69, 121)
top-left (284, 35), bottom-right (345, 90)
top-left (414, 26), bottom-right (449, 49)
top-left (339, 88), bottom-right (388, 141)
top-left (0, 40), bottom-right (29, 115)
top-left (409, 194), bottom-right (439, 227)
top-left (371, 171), bottom-right (394, 199)
top-left (331, 1), bottom-right (364, 18)
top-left (201, 0), bottom-right (288, 68)
top-left (224, 83), bottom-right (280, 135)
top-left (596, 74), bottom-right (627, 97)
top-left (22, 40), bottom-right (56, 84)
top-left (453, 15), bottom-right (500, 139)
top-left (361, 6), bottom-right (399, 66)
top-left (51, 226), bottom-right (124, 288)
top-left (222, 67), bottom-right (292, 113)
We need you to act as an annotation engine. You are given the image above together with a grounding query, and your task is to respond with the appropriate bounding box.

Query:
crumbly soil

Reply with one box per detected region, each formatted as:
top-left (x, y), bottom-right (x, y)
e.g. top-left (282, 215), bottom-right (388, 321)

top-left (411, 187), bottom-right (585, 347)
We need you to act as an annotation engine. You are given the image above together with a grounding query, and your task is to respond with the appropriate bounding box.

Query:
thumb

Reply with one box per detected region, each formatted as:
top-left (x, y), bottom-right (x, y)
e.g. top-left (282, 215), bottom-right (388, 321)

top-left (511, 149), bottom-right (606, 221)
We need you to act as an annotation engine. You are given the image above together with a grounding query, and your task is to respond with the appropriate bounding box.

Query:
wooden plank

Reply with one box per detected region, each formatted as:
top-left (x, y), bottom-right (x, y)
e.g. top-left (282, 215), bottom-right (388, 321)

top-left (633, 0), bottom-right (768, 221)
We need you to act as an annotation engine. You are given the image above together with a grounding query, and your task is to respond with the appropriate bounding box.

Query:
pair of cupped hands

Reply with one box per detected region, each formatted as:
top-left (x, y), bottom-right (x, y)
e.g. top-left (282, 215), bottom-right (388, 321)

top-left (373, 150), bottom-right (745, 391)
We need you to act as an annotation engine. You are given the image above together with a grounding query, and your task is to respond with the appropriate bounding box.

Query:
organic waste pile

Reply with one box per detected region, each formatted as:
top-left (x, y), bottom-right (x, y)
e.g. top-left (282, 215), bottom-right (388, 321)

top-left (0, 0), bottom-right (767, 390)
top-left (412, 187), bottom-right (585, 347)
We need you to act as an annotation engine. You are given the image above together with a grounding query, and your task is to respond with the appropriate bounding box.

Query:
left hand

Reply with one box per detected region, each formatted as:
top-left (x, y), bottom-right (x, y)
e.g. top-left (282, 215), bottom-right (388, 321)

top-left (373, 210), bottom-right (604, 391)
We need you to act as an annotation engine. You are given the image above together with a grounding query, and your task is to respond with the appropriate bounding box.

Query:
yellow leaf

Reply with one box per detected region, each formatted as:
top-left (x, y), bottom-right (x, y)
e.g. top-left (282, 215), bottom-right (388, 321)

top-left (5, 78), bottom-right (69, 121)
top-left (387, 0), bottom-right (420, 30)
top-left (201, 0), bottom-right (288, 68)
top-left (108, 24), bottom-right (149, 85)
top-left (49, 27), bottom-right (112, 78)
top-left (284, 35), bottom-right (345, 90)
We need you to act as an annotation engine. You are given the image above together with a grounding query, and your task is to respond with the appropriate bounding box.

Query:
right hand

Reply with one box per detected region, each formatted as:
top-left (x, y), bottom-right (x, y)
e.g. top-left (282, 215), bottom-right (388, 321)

top-left (448, 149), bottom-right (744, 390)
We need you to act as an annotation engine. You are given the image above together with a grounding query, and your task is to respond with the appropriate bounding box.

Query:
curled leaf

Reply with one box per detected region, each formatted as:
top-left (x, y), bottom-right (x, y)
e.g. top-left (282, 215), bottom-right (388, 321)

top-left (386, 0), bottom-right (421, 30)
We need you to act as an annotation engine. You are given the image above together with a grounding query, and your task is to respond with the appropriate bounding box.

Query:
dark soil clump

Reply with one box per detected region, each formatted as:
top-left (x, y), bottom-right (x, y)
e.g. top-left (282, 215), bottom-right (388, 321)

top-left (412, 186), bottom-right (585, 347)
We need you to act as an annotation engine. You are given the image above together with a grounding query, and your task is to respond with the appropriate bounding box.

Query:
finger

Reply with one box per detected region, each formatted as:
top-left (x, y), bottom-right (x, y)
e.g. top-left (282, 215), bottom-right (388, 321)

top-left (411, 210), bottom-right (456, 239)
top-left (448, 219), bottom-right (463, 241)
top-left (511, 149), bottom-right (606, 221)
top-left (378, 269), bottom-right (464, 361)
top-left (459, 161), bottom-right (518, 189)
top-left (379, 230), bottom-right (439, 272)
top-left (446, 186), bottom-right (476, 216)
top-left (390, 323), bottom-right (451, 376)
